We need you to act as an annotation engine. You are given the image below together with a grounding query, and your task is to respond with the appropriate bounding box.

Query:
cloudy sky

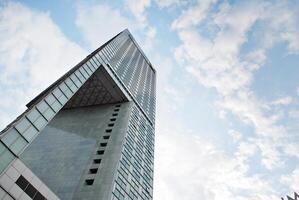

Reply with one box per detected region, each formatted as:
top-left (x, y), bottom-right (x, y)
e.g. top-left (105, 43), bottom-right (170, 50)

top-left (1, 0), bottom-right (299, 199)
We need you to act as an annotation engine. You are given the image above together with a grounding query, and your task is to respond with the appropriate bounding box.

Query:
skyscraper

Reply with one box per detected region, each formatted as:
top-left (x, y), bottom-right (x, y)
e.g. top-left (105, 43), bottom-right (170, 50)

top-left (0, 29), bottom-right (156, 200)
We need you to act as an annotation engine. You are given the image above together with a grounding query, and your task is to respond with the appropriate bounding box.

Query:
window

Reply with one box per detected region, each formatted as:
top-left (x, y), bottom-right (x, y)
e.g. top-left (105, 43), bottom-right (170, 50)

top-left (116, 176), bottom-right (126, 188)
top-left (16, 176), bottom-right (46, 199)
top-left (103, 135), bottom-right (110, 140)
top-left (112, 113), bottom-right (118, 117)
top-left (106, 129), bottom-right (112, 133)
top-left (114, 109), bottom-right (120, 112)
top-left (34, 192), bottom-right (46, 200)
top-left (115, 105), bottom-right (121, 108)
top-left (85, 179), bottom-right (94, 185)
top-left (113, 188), bottom-right (125, 200)
top-left (2, 128), bottom-right (27, 155)
top-left (108, 123), bottom-right (114, 127)
top-left (25, 184), bottom-right (36, 198)
top-left (89, 168), bottom-right (98, 174)
top-left (97, 150), bottom-right (104, 155)
top-left (110, 118), bottom-right (116, 122)
top-left (100, 143), bottom-right (107, 147)
top-left (16, 175), bottom-right (28, 190)
top-left (93, 159), bottom-right (101, 164)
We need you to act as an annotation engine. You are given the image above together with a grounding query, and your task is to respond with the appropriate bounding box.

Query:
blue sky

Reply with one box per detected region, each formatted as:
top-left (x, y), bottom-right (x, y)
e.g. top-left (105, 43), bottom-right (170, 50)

top-left (0, 0), bottom-right (299, 199)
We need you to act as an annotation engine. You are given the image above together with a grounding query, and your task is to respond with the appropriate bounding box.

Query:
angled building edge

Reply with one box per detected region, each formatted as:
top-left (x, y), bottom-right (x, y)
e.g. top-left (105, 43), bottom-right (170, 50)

top-left (0, 29), bottom-right (156, 200)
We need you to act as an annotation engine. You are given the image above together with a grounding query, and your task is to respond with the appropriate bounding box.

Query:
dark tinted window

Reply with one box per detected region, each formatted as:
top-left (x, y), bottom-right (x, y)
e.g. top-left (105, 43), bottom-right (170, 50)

top-left (16, 175), bottom-right (29, 190)
top-left (25, 184), bottom-right (37, 198)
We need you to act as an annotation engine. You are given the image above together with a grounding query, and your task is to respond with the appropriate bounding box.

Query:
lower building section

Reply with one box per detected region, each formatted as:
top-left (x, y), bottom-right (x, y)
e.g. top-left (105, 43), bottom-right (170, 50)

top-left (20, 102), bottom-right (132, 200)
top-left (0, 102), bottom-right (154, 200)
top-left (0, 158), bottom-right (59, 200)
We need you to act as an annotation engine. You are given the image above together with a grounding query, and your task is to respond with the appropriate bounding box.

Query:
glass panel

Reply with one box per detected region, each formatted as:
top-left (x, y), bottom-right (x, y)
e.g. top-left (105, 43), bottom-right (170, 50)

top-left (70, 74), bottom-right (80, 87)
top-left (45, 94), bottom-right (56, 105)
top-left (52, 87), bottom-right (62, 98)
top-left (50, 100), bottom-right (62, 112)
top-left (2, 128), bottom-right (19, 146)
top-left (89, 59), bottom-right (97, 69)
top-left (59, 82), bottom-right (68, 92)
top-left (36, 100), bottom-right (48, 113)
top-left (106, 45), bottom-right (112, 53)
top-left (4, 131), bottom-right (23, 150)
top-left (89, 57), bottom-right (96, 66)
top-left (75, 70), bottom-right (85, 82)
top-left (79, 67), bottom-right (89, 79)
top-left (22, 126), bottom-right (38, 141)
top-left (27, 108), bottom-right (40, 123)
top-left (97, 53), bottom-right (106, 64)
top-left (100, 50), bottom-right (108, 60)
top-left (70, 74), bottom-right (81, 88)
top-left (15, 118), bottom-right (31, 134)
top-left (94, 55), bottom-right (103, 66)
top-left (106, 47), bottom-right (113, 58)
top-left (93, 55), bottom-right (101, 64)
top-left (102, 48), bottom-right (108, 58)
top-left (91, 59), bottom-right (98, 69)
top-left (10, 137), bottom-right (27, 155)
top-left (0, 148), bottom-right (15, 173)
top-left (0, 142), bottom-right (5, 155)
top-left (92, 57), bottom-right (100, 66)
top-left (33, 116), bottom-right (47, 130)
top-left (58, 94), bottom-right (68, 104)
top-left (43, 108), bottom-right (55, 121)
top-left (106, 47), bottom-right (113, 59)
top-left (83, 64), bottom-right (92, 75)
top-left (102, 51), bottom-right (108, 63)
top-left (99, 52), bottom-right (108, 63)
top-left (65, 78), bottom-right (77, 92)
top-left (95, 53), bottom-right (104, 63)
top-left (95, 57), bottom-right (102, 67)
top-left (86, 61), bottom-right (95, 72)
top-left (63, 87), bottom-right (73, 98)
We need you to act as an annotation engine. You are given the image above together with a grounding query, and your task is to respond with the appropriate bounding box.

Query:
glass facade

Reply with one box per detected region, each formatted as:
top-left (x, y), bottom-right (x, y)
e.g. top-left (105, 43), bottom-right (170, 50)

top-left (112, 105), bottom-right (154, 200)
top-left (107, 33), bottom-right (156, 124)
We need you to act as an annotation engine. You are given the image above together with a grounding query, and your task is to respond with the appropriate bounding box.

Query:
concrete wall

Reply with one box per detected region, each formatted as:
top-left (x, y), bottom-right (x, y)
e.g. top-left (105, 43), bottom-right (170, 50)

top-left (20, 102), bottom-right (132, 200)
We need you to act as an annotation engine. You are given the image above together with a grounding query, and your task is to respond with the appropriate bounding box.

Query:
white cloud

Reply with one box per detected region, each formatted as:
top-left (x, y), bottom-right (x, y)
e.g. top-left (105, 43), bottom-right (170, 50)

top-left (0, 2), bottom-right (87, 130)
top-left (281, 167), bottom-right (299, 192)
top-left (124, 0), bottom-right (150, 26)
top-left (172, 0), bottom-right (298, 171)
top-left (257, 139), bottom-right (283, 170)
top-left (174, 1), bottom-right (265, 96)
top-left (236, 141), bottom-right (257, 159)
top-left (228, 129), bottom-right (242, 142)
top-left (271, 96), bottom-right (293, 106)
top-left (75, 1), bottom-right (157, 57)
top-left (246, 49), bottom-right (266, 63)
top-left (261, 2), bottom-right (299, 54)
top-left (75, 3), bottom-right (134, 49)
top-left (284, 143), bottom-right (299, 159)
top-left (172, 0), bottom-right (217, 30)
top-left (289, 110), bottom-right (299, 119)
top-left (154, 0), bottom-right (182, 8)
top-left (154, 124), bottom-right (275, 200)
top-left (143, 26), bottom-right (157, 52)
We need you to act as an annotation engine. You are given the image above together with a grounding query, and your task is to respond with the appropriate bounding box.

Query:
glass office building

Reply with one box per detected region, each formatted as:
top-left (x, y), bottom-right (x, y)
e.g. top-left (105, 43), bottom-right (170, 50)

top-left (0, 29), bottom-right (156, 200)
